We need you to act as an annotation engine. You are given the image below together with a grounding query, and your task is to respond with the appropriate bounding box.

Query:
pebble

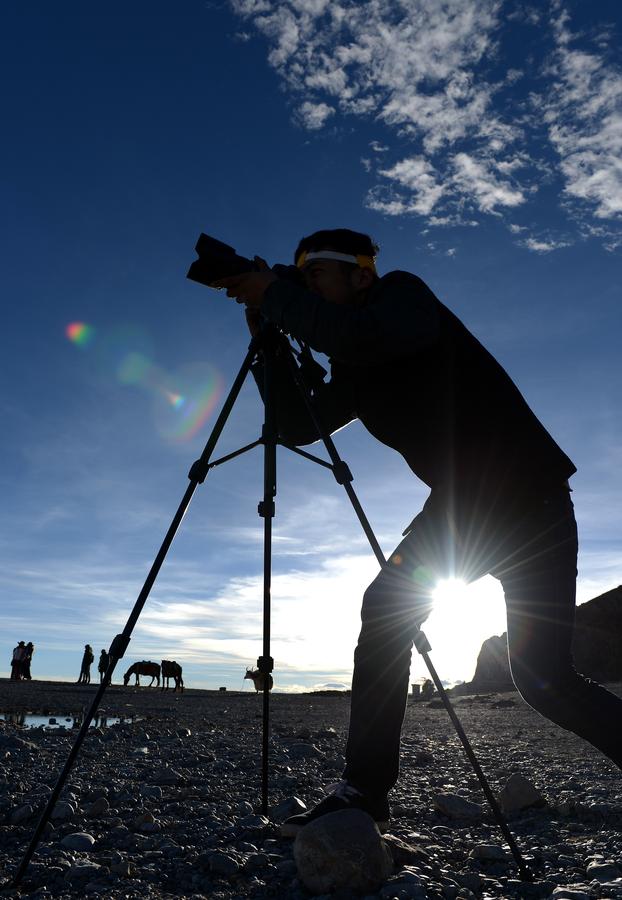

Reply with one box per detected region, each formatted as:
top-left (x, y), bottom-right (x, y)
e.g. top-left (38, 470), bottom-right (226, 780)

top-left (60, 831), bottom-right (96, 851)
top-left (1, 685), bottom-right (622, 899)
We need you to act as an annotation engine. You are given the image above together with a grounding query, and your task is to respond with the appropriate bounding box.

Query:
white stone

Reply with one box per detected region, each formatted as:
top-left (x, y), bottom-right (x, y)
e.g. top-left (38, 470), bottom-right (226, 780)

top-left (272, 796), bottom-right (307, 822)
top-left (551, 889), bottom-right (590, 900)
top-left (61, 832), bottom-right (96, 851)
top-left (432, 793), bottom-right (483, 820)
top-left (586, 860), bottom-right (621, 882)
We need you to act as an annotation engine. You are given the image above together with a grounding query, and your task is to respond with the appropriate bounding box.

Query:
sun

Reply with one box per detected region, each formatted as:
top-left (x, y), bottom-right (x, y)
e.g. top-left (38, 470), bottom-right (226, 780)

top-left (411, 575), bottom-right (507, 684)
top-left (432, 577), bottom-right (470, 608)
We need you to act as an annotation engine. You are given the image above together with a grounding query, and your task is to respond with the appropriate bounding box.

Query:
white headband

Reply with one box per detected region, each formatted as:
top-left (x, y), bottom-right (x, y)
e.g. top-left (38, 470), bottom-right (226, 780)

top-left (296, 250), bottom-right (377, 272)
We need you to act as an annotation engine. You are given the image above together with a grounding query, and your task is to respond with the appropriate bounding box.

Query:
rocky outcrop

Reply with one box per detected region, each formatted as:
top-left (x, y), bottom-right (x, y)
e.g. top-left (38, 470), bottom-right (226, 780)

top-left (469, 585), bottom-right (622, 689)
top-left (470, 634), bottom-right (512, 689)
top-left (573, 585), bottom-right (622, 681)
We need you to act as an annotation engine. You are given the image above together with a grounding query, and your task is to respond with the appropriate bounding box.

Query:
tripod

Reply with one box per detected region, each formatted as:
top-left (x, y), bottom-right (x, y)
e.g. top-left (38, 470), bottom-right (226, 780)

top-left (10, 323), bottom-right (531, 886)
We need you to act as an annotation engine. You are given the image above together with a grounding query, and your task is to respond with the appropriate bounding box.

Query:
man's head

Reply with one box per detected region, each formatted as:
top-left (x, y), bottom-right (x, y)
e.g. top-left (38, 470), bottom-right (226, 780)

top-left (294, 229), bottom-right (379, 306)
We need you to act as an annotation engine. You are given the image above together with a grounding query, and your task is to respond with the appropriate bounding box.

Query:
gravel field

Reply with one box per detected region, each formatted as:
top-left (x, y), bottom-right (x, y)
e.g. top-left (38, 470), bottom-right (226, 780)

top-left (1, 679), bottom-right (621, 898)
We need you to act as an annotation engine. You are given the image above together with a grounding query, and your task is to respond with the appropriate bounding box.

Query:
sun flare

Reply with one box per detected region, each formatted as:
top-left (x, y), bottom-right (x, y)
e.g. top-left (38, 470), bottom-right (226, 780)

top-left (412, 575), bottom-right (507, 684)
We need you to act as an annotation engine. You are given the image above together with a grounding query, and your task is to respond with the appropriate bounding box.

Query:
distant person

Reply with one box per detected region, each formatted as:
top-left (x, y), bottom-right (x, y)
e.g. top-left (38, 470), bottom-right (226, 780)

top-left (420, 678), bottom-right (435, 701)
top-left (10, 641), bottom-right (26, 681)
top-left (220, 227), bottom-right (622, 835)
top-left (77, 644), bottom-right (94, 684)
top-left (21, 642), bottom-right (34, 680)
top-left (98, 649), bottom-right (109, 683)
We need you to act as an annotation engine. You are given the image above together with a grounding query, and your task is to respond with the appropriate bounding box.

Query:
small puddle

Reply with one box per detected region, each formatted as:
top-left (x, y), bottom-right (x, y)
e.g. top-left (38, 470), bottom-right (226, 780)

top-left (0, 712), bottom-right (140, 730)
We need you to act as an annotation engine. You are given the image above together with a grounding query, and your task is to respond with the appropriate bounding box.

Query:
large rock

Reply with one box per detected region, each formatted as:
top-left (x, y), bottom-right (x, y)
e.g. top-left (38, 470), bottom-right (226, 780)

top-left (573, 585), bottom-right (622, 681)
top-left (471, 634), bottom-right (512, 688)
top-left (294, 809), bottom-right (393, 894)
top-left (469, 585), bottom-right (622, 688)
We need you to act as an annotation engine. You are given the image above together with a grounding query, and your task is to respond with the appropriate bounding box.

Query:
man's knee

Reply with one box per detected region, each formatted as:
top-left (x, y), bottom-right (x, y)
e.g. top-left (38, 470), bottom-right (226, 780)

top-left (361, 577), bottom-right (432, 631)
top-left (512, 667), bottom-right (576, 721)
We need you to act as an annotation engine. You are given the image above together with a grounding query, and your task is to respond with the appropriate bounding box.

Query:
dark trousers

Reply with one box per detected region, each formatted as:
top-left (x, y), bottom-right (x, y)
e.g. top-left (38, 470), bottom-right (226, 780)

top-left (344, 485), bottom-right (622, 794)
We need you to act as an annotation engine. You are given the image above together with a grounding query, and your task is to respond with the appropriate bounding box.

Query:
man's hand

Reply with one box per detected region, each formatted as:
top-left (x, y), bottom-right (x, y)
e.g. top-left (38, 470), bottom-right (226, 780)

top-left (214, 257), bottom-right (277, 308)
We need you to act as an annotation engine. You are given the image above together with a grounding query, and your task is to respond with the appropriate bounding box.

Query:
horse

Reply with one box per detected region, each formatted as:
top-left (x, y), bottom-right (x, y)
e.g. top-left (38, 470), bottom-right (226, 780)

top-left (244, 668), bottom-right (273, 692)
top-left (123, 661), bottom-right (160, 687)
top-left (161, 660), bottom-right (184, 692)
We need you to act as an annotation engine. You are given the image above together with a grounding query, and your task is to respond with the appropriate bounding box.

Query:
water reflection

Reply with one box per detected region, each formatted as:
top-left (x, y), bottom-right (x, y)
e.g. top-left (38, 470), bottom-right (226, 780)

top-left (0, 711), bottom-right (138, 730)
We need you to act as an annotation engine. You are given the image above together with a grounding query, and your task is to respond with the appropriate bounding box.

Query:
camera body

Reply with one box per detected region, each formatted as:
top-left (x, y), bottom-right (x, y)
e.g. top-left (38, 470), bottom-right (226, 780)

top-left (187, 234), bottom-right (303, 289)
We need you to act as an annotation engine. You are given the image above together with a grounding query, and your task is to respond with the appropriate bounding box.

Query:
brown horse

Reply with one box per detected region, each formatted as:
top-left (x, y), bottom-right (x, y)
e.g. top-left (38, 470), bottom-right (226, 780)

top-left (123, 661), bottom-right (160, 687)
top-left (161, 660), bottom-right (184, 692)
top-left (244, 668), bottom-right (273, 692)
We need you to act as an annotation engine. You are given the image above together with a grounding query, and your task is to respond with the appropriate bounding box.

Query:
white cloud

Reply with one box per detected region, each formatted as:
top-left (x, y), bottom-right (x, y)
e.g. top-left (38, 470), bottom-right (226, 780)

top-left (451, 152), bottom-right (525, 213)
top-left (377, 156), bottom-right (446, 215)
top-left (229, 0), bottom-right (526, 218)
top-left (229, 0), bottom-right (622, 248)
top-left (296, 100), bottom-right (335, 129)
top-left (522, 236), bottom-right (571, 253)
top-left (540, 7), bottom-right (622, 221)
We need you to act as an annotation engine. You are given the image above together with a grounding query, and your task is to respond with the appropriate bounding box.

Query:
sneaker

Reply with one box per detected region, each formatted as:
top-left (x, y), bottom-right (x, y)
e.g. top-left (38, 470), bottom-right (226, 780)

top-left (280, 780), bottom-right (390, 837)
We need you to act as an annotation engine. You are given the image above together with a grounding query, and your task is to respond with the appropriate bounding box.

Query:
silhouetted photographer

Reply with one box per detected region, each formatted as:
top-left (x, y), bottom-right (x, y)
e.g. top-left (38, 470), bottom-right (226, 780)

top-left (215, 227), bottom-right (622, 835)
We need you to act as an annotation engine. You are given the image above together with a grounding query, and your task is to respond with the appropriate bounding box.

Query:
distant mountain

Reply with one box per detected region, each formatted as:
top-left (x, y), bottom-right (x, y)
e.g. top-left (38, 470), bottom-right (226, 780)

top-left (467, 585), bottom-right (622, 690)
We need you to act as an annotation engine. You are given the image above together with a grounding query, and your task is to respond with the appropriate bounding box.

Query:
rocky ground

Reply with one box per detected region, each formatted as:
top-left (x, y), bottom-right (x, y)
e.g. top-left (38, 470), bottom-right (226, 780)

top-left (1, 679), bottom-right (621, 899)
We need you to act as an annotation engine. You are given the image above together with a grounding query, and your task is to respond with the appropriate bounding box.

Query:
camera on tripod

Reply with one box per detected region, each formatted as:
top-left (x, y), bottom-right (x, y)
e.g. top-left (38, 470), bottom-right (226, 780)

top-left (187, 233), bottom-right (303, 288)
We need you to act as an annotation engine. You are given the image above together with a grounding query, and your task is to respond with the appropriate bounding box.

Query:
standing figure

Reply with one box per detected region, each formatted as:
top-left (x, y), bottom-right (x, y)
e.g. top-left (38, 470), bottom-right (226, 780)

top-left (21, 642), bottom-right (34, 680)
top-left (98, 649), bottom-right (109, 683)
top-left (10, 641), bottom-right (26, 680)
top-left (219, 227), bottom-right (622, 835)
top-left (77, 644), bottom-right (94, 684)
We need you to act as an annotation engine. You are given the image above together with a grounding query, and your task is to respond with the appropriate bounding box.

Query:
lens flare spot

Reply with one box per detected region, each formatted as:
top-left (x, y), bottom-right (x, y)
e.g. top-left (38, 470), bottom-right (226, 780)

top-left (154, 363), bottom-right (224, 442)
top-left (66, 322), bottom-right (94, 346)
top-left (62, 321), bottom-right (222, 442)
top-left (166, 391), bottom-right (185, 409)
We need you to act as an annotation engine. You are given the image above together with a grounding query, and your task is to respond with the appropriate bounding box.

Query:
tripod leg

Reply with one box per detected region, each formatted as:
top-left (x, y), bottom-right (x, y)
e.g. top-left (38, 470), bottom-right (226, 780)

top-left (8, 343), bottom-right (261, 888)
top-left (258, 330), bottom-right (278, 816)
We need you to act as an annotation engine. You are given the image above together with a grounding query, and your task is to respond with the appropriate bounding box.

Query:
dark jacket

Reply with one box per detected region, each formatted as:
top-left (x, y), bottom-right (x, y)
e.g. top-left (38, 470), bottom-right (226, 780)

top-left (256, 270), bottom-right (575, 504)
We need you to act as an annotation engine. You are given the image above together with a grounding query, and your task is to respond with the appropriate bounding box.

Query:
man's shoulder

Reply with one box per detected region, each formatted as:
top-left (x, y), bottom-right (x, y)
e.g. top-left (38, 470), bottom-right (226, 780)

top-left (378, 270), bottom-right (433, 293)
top-left (374, 270), bottom-right (439, 308)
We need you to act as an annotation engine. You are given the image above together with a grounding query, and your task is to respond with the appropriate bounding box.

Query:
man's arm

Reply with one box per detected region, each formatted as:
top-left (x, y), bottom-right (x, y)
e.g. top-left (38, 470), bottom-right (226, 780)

top-left (261, 271), bottom-right (440, 364)
top-left (251, 341), bottom-right (355, 446)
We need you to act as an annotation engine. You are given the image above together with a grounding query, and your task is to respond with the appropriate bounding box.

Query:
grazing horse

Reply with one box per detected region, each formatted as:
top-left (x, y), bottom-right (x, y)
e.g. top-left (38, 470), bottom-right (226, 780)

top-left (161, 660), bottom-right (184, 692)
top-left (244, 668), bottom-right (273, 692)
top-left (123, 661), bottom-right (160, 687)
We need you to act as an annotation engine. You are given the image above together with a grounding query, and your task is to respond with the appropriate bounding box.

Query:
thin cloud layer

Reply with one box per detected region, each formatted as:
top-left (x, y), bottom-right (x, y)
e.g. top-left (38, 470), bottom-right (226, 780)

top-left (229, 0), bottom-right (622, 249)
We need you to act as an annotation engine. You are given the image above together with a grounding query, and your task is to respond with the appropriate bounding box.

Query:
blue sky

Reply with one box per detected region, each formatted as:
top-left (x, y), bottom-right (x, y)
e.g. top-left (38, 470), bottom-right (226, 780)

top-left (1, 0), bottom-right (620, 691)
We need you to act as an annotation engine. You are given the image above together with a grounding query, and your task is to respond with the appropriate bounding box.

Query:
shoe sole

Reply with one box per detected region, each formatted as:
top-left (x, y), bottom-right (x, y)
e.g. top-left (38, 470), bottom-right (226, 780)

top-left (281, 819), bottom-right (389, 838)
